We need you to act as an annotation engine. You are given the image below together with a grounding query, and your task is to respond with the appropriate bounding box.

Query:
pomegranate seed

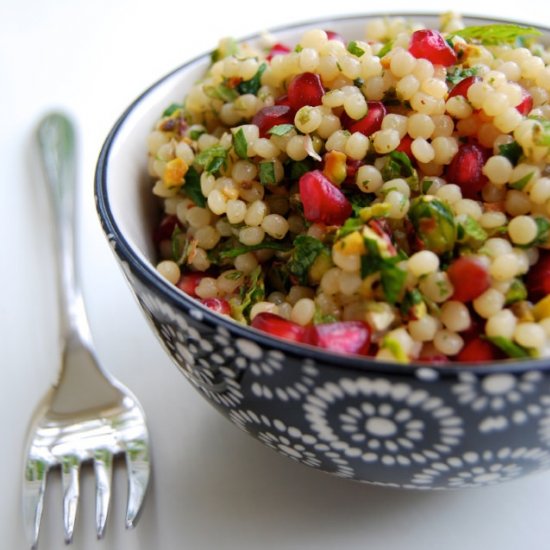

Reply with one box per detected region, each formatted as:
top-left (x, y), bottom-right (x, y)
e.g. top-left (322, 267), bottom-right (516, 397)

top-left (325, 30), bottom-right (345, 43)
top-left (341, 101), bottom-right (386, 136)
top-left (526, 251), bottom-right (550, 301)
top-left (395, 134), bottom-right (414, 159)
top-left (153, 214), bottom-right (181, 244)
top-left (408, 29), bottom-right (457, 67)
top-left (299, 170), bottom-right (352, 226)
top-left (200, 297), bottom-right (231, 315)
top-left (445, 142), bottom-right (488, 198)
top-left (176, 272), bottom-right (206, 297)
top-left (274, 94), bottom-right (292, 107)
top-left (448, 75), bottom-right (481, 99)
top-left (266, 42), bottom-right (291, 60)
top-left (252, 105), bottom-right (294, 138)
top-left (251, 312), bottom-right (307, 343)
top-left (456, 337), bottom-right (499, 362)
top-left (516, 87), bottom-right (533, 115)
top-left (287, 72), bottom-right (324, 110)
top-left (447, 256), bottom-right (490, 302)
top-left (306, 321), bottom-right (372, 355)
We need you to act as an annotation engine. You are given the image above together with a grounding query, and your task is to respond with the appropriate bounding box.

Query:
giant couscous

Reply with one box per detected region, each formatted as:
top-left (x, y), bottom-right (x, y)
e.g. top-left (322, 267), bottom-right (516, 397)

top-left (148, 13), bottom-right (550, 363)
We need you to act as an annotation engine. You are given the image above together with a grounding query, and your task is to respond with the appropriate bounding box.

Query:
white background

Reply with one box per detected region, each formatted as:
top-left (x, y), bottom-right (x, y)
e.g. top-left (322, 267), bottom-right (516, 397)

top-left (2, 1), bottom-right (550, 549)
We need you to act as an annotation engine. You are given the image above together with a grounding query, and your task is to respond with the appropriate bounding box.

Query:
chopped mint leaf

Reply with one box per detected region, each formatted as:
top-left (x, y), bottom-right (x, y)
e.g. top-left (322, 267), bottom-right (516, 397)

top-left (233, 127), bottom-right (249, 160)
top-left (237, 62), bottom-right (267, 95)
top-left (486, 336), bottom-right (532, 358)
top-left (211, 37), bottom-right (238, 62)
top-left (498, 141), bottom-right (523, 165)
top-left (347, 40), bottom-right (366, 57)
top-left (231, 266), bottom-right (265, 322)
top-left (162, 103), bottom-right (183, 117)
top-left (217, 240), bottom-right (290, 259)
top-left (446, 66), bottom-right (479, 85)
top-left (449, 24), bottom-right (542, 45)
top-left (182, 166), bottom-right (206, 207)
top-left (268, 124), bottom-right (295, 136)
top-left (259, 160), bottom-right (277, 185)
top-left (509, 171), bottom-right (534, 190)
top-left (195, 145), bottom-right (228, 175)
top-left (457, 215), bottom-right (488, 244)
top-left (377, 40), bottom-right (393, 57)
top-left (288, 235), bottom-right (327, 285)
top-left (505, 279), bottom-right (527, 305)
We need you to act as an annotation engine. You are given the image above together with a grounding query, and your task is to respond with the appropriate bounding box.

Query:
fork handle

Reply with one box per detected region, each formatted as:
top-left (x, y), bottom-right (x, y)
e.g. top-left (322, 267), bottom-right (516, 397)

top-left (37, 113), bottom-right (92, 346)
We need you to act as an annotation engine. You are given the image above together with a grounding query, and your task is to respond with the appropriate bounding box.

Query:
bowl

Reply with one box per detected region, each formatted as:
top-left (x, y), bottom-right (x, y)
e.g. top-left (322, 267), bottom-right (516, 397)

top-left (95, 13), bottom-right (550, 489)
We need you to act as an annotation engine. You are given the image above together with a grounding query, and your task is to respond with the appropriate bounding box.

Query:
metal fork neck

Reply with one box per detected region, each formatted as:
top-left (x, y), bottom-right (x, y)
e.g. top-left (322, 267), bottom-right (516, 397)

top-left (37, 114), bottom-right (92, 347)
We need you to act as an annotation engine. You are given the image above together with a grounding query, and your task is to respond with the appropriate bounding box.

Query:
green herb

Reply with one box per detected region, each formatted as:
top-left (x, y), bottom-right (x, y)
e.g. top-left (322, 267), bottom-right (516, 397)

top-left (515, 216), bottom-right (550, 248)
top-left (377, 40), bottom-right (394, 57)
top-left (449, 24), bottom-right (542, 45)
top-left (162, 103), bottom-right (183, 117)
top-left (409, 196), bottom-right (457, 254)
top-left (237, 62), bottom-right (267, 95)
top-left (286, 158), bottom-right (315, 181)
top-left (509, 171), bottom-right (534, 190)
top-left (171, 226), bottom-right (189, 265)
top-left (231, 266), bottom-right (265, 322)
top-left (498, 141), bottom-right (523, 165)
top-left (360, 232), bottom-right (407, 304)
top-left (400, 288), bottom-right (426, 320)
top-left (345, 191), bottom-right (374, 216)
top-left (182, 166), bottom-right (206, 207)
top-left (204, 82), bottom-right (239, 102)
top-left (347, 40), bottom-right (366, 57)
top-left (313, 306), bottom-right (337, 325)
top-left (268, 124), bottom-right (295, 136)
top-left (216, 240), bottom-right (290, 260)
top-left (195, 145), bottom-right (228, 175)
top-left (259, 161), bottom-right (277, 185)
top-left (288, 235), bottom-right (327, 285)
top-left (457, 215), bottom-right (488, 244)
top-left (337, 217), bottom-right (364, 239)
top-left (381, 151), bottom-right (418, 190)
top-left (421, 179), bottom-right (434, 194)
top-left (224, 270), bottom-right (244, 280)
top-left (233, 128), bottom-right (248, 160)
top-left (211, 37), bottom-right (238, 62)
top-left (446, 66), bottom-right (479, 85)
top-left (505, 279), bottom-right (527, 305)
top-left (189, 127), bottom-right (206, 140)
top-left (380, 263), bottom-right (407, 305)
top-left (486, 335), bottom-right (532, 358)
top-left (530, 117), bottom-right (550, 146)
top-left (294, 44), bottom-right (303, 53)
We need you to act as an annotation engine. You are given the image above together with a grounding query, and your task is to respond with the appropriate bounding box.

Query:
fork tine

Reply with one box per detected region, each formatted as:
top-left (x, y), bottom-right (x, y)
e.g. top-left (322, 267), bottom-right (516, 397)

top-left (23, 458), bottom-right (49, 550)
top-left (61, 455), bottom-right (81, 544)
top-left (93, 450), bottom-right (113, 539)
top-left (124, 440), bottom-right (151, 529)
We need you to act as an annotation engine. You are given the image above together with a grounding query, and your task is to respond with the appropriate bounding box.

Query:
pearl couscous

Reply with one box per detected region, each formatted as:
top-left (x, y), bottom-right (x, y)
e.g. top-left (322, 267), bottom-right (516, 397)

top-left (149, 14), bottom-right (550, 364)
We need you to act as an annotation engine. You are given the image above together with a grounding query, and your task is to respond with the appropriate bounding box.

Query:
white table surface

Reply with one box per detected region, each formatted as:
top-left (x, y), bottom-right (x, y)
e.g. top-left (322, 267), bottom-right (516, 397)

top-left (3, 1), bottom-right (550, 548)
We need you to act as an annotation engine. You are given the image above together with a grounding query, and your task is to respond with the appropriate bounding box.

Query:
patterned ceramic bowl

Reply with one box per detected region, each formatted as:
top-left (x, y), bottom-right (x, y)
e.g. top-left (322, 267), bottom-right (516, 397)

top-left (96, 14), bottom-right (550, 489)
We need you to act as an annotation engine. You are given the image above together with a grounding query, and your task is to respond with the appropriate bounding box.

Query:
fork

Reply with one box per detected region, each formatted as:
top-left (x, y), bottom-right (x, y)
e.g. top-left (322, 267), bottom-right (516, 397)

top-left (22, 112), bottom-right (151, 548)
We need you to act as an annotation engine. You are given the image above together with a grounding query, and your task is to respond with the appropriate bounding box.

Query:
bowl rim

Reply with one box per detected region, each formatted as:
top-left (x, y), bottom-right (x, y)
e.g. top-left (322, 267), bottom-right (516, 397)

top-left (95, 12), bottom-right (550, 377)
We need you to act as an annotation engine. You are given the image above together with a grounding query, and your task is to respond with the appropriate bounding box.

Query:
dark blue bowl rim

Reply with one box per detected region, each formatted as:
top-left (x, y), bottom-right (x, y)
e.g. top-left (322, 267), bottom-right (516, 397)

top-left (95, 12), bottom-right (550, 377)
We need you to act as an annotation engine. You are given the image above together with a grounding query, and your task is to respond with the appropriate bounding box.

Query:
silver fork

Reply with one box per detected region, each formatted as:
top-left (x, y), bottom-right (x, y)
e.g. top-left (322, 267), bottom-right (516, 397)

top-left (22, 113), bottom-right (151, 548)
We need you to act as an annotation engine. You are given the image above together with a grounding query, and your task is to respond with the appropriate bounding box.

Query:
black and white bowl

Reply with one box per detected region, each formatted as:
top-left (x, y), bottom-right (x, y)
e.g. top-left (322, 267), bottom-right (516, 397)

top-left (95, 14), bottom-right (550, 489)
